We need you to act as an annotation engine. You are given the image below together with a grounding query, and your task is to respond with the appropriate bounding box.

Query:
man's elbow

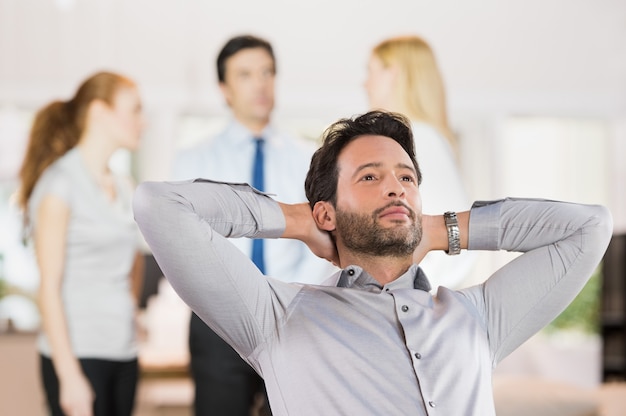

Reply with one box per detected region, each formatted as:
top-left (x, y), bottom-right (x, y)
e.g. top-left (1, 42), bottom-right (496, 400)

top-left (132, 181), bottom-right (163, 231)
top-left (593, 205), bottom-right (614, 248)
top-left (579, 205), bottom-right (614, 265)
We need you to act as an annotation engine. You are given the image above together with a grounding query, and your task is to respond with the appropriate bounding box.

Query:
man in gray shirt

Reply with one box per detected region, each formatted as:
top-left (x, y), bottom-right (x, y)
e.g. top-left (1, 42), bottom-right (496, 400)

top-left (133, 110), bottom-right (612, 415)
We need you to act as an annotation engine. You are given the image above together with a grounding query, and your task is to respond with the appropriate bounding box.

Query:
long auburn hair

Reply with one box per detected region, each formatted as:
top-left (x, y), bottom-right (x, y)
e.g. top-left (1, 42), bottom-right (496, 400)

top-left (17, 71), bottom-right (134, 218)
top-left (372, 35), bottom-right (457, 151)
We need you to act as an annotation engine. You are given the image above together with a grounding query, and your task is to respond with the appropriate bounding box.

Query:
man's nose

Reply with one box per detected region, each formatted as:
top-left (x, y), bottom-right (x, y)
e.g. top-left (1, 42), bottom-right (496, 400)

top-left (385, 177), bottom-right (406, 198)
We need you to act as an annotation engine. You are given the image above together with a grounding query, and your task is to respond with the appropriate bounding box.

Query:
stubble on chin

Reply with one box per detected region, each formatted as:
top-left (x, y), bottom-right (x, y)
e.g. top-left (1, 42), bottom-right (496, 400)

top-left (335, 205), bottom-right (422, 258)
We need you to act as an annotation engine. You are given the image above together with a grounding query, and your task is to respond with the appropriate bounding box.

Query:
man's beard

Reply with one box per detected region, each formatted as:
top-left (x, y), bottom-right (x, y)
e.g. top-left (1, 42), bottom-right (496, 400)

top-left (335, 202), bottom-right (422, 258)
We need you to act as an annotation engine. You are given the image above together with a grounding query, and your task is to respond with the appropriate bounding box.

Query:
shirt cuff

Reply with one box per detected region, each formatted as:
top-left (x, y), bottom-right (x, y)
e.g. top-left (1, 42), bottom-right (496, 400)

top-left (256, 189), bottom-right (287, 239)
top-left (468, 199), bottom-right (503, 251)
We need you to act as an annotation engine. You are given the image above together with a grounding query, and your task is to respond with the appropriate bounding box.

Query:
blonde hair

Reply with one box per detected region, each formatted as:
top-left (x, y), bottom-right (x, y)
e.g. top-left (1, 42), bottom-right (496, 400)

top-left (372, 35), bottom-right (456, 150)
top-left (17, 71), bottom-right (134, 215)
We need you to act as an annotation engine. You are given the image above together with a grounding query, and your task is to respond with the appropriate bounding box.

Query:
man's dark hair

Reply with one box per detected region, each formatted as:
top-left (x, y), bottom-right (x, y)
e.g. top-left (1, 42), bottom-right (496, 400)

top-left (305, 110), bottom-right (421, 209)
top-left (216, 35), bottom-right (276, 83)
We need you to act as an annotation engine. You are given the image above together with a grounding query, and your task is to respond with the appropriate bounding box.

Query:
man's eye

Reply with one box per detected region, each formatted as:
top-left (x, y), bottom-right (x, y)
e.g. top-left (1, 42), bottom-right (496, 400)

top-left (362, 174), bottom-right (375, 181)
top-left (400, 175), bottom-right (415, 182)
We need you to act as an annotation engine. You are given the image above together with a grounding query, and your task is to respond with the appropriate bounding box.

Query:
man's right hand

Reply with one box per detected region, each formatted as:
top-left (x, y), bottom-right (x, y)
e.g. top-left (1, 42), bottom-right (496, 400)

top-left (279, 202), bottom-right (339, 266)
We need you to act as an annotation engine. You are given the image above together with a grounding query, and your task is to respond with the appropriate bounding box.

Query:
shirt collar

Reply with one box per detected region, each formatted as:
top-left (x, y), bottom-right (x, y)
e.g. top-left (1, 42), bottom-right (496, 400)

top-left (336, 263), bottom-right (432, 293)
top-left (225, 118), bottom-right (276, 146)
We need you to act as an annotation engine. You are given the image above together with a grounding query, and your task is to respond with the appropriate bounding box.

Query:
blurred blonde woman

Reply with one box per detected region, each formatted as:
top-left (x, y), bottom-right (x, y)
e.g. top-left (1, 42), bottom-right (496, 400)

top-left (17, 71), bottom-right (145, 416)
top-left (365, 35), bottom-right (474, 289)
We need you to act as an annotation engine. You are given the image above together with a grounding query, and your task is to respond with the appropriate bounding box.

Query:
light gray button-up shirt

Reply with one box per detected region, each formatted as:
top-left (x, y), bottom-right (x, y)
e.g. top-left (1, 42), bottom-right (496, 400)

top-left (133, 179), bottom-right (612, 415)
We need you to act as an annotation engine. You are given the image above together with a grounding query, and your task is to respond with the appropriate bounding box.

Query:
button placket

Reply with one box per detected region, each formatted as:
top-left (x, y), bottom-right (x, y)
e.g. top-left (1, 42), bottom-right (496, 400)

top-left (393, 291), bottom-right (434, 413)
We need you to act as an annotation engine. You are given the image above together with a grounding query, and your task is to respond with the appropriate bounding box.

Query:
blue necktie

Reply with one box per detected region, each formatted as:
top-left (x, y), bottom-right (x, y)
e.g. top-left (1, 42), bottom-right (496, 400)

top-left (251, 137), bottom-right (266, 274)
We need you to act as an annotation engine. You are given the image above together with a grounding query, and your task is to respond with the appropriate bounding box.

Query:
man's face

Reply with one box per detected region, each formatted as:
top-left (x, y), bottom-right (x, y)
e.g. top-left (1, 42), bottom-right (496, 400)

top-left (333, 135), bottom-right (422, 257)
top-left (220, 47), bottom-right (275, 126)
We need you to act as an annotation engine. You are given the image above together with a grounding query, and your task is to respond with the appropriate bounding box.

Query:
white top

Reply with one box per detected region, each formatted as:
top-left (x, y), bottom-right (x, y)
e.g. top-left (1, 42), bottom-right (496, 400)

top-left (411, 121), bottom-right (476, 289)
top-left (172, 119), bottom-right (336, 283)
top-left (30, 148), bottom-right (139, 360)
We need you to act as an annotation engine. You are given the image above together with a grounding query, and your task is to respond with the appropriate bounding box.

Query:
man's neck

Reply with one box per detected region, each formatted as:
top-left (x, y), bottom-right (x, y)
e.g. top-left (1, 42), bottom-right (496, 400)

top-left (234, 115), bottom-right (270, 136)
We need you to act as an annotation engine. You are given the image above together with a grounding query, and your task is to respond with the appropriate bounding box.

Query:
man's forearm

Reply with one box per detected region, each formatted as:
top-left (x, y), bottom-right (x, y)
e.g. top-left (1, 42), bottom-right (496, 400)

top-left (133, 179), bottom-right (291, 356)
top-left (134, 179), bottom-right (286, 240)
top-left (462, 198), bottom-right (613, 363)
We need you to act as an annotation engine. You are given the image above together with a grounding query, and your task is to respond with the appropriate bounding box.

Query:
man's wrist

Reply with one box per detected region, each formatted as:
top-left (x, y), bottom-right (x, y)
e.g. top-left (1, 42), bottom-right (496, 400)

top-left (280, 202), bottom-right (312, 241)
top-left (443, 211), bottom-right (461, 255)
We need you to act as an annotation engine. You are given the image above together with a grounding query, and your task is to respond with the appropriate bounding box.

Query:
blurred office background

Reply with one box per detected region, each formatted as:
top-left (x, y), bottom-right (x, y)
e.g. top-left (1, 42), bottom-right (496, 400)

top-left (0, 0), bottom-right (625, 414)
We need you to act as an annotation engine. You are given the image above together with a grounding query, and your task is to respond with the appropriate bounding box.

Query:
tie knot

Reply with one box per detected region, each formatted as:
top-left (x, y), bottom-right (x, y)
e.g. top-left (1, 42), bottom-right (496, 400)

top-left (253, 137), bottom-right (265, 155)
top-left (253, 137), bottom-right (264, 156)
top-left (252, 137), bottom-right (265, 192)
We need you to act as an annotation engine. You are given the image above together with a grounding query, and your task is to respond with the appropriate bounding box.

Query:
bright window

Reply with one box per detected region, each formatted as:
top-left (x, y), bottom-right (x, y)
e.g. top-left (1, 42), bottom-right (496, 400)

top-left (497, 116), bottom-right (609, 205)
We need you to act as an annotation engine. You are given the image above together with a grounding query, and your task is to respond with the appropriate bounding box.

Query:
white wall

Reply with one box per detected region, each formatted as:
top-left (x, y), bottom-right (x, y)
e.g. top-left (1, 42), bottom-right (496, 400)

top-left (2, 0), bottom-right (624, 113)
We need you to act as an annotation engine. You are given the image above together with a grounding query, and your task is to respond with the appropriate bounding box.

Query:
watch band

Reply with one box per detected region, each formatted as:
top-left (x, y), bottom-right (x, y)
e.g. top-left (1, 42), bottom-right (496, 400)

top-left (443, 211), bottom-right (461, 255)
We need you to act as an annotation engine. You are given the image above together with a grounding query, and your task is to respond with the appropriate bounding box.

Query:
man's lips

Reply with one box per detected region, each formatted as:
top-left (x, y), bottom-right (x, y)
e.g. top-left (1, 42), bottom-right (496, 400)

top-left (378, 205), bottom-right (412, 219)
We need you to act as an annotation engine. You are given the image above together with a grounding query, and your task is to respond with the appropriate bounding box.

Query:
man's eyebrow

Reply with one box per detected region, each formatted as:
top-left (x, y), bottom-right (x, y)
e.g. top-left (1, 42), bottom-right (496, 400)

top-left (397, 163), bottom-right (417, 175)
top-left (352, 162), bottom-right (416, 179)
top-left (352, 162), bottom-right (382, 179)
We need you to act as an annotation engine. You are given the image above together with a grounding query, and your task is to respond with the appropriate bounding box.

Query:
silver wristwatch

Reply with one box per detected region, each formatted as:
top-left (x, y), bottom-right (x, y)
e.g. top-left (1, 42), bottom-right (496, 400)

top-left (443, 211), bottom-right (461, 255)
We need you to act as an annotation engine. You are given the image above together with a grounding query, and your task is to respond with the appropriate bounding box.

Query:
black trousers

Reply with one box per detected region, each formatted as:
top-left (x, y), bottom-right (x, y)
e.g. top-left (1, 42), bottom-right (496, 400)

top-left (189, 312), bottom-right (272, 416)
top-left (40, 355), bottom-right (138, 416)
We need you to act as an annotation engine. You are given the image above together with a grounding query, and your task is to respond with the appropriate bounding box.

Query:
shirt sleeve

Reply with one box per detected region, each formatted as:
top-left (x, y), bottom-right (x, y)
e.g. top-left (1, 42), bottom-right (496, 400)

top-left (132, 179), bottom-right (301, 358)
top-left (28, 166), bottom-right (73, 228)
top-left (460, 198), bottom-right (613, 366)
top-left (37, 166), bottom-right (73, 202)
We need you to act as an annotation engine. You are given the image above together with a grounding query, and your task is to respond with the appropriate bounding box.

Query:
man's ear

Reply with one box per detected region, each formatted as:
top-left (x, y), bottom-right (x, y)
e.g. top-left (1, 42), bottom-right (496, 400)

top-left (218, 82), bottom-right (232, 107)
top-left (312, 201), bottom-right (336, 232)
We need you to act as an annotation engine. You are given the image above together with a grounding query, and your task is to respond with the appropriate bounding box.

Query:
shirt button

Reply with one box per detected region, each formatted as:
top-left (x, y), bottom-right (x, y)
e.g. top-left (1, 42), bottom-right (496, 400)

top-left (429, 401), bottom-right (436, 408)
top-left (348, 269), bottom-right (355, 276)
top-left (401, 305), bottom-right (409, 312)
top-left (414, 352), bottom-right (421, 359)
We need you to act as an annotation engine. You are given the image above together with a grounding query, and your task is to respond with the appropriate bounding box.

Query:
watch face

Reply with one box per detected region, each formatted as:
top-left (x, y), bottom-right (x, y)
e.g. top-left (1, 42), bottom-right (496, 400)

top-left (444, 212), bottom-right (457, 226)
